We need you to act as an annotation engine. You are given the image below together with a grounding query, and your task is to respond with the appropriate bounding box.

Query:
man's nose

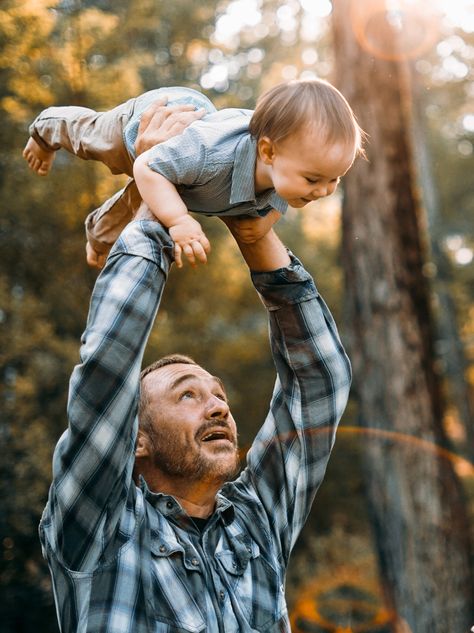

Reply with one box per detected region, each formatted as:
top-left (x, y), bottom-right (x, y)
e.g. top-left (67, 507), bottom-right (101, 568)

top-left (205, 394), bottom-right (230, 419)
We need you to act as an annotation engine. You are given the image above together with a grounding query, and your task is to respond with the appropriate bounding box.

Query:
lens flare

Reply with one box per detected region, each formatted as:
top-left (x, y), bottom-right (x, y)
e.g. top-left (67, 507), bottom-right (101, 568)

top-left (349, 0), bottom-right (440, 61)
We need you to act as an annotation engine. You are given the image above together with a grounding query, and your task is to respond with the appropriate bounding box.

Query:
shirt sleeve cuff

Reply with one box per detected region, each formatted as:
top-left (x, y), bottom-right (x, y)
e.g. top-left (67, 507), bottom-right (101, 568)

top-left (108, 219), bottom-right (175, 274)
top-left (251, 251), bottom-right (318, 310)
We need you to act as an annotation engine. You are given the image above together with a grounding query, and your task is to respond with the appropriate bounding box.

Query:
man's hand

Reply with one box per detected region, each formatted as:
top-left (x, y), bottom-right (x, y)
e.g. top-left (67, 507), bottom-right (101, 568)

top-left (135, 98), bottom-right (206, 156)
top-left (86, 241), bottom-right (107, 270)
top-left (169, 215), bottom-right (211, 268)
top-left (221, 209), bottom-right (282, 245)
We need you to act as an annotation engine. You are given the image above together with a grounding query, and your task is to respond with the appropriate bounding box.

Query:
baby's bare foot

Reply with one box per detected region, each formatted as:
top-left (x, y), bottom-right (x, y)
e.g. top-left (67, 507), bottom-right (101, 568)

top-left (22, 137), bottom-right (55, 176)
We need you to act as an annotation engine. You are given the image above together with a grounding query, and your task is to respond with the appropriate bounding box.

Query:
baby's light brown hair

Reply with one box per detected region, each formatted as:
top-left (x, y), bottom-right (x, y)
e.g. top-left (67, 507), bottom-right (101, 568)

top-left (249, 79), bottom-right (365, 155)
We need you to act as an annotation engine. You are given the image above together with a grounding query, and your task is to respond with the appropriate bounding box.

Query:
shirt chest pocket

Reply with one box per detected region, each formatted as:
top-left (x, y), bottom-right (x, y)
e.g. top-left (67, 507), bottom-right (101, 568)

top-left (215, 536), bottom-right (286, 631)
top-left (149, 539), bottom-right (206, 633)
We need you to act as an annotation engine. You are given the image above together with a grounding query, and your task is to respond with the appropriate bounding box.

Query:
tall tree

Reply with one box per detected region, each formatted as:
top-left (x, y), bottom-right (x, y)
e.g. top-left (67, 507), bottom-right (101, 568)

top-left (409, 64), bottom-right (474, 462)
top-left (331, 0), bottom-right (474, 630)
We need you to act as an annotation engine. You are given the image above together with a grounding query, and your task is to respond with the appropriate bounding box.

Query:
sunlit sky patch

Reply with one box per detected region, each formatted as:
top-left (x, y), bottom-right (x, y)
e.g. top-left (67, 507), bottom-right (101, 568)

top-left (213, 0), bottom-right (262, 44)
top-left (463, 114), bottom-right (474, 132)
top-left (445, 235), bottom-right (474, 266)
top-left (299, 0), bottom-right (332, 17)
top-left (436, 0), bottom-right (474, 31)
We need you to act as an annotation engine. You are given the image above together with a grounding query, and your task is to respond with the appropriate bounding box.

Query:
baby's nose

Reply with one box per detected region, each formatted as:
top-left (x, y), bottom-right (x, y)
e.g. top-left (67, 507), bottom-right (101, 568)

top-left (311, 184), bottom-right (328, 198)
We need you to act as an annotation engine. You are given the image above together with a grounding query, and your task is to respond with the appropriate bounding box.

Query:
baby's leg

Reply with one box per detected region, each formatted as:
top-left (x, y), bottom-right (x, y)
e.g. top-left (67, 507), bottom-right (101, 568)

top-left (26, 100), bottom-right (135, 177)
top-left (85, 179), bottom-right (142, 264)
top-left (23, 137), bottom-right (56, 175)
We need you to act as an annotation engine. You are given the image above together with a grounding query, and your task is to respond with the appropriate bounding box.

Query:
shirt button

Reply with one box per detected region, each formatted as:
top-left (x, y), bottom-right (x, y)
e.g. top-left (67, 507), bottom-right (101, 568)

top-left (219, 590), bottom-right (225, 601)
top-left (166, 501), bottom-right (173, 509)
top-left (191, 558), bottom-right (199, 566)
top-left (159, 545), bottom-right (166, 553)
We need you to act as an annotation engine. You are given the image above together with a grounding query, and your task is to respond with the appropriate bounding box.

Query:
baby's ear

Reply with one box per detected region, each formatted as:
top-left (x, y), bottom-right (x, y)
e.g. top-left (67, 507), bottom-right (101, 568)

top-left (257, 136), bottom-right (276, 164)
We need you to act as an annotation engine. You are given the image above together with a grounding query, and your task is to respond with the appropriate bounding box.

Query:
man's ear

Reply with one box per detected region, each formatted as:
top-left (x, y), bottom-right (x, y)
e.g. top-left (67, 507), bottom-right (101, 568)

top-left (135, 429), bottom-right (152, 459)
top-left (257, 136), bottom-right (276, 165)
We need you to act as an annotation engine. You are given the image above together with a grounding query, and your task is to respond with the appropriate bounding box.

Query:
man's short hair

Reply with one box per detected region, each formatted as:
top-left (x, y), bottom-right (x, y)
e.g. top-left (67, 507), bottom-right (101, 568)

top-left (140, 354), bottom-right (198, 381)
top-left (139, 354), bottom-right (198, 437)
top-left (249, 78), bottom-right (365, 155)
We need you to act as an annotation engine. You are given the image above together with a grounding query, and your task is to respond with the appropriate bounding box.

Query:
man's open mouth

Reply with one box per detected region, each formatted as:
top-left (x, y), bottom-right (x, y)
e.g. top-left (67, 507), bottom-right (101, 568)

top-left (200, 428), bottom-right (233, 444)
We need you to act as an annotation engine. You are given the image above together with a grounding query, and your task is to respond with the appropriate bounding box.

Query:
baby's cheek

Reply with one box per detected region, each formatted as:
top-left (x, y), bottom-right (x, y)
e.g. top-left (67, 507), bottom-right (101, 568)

top-left (275, 174), bottom-right (293, 193)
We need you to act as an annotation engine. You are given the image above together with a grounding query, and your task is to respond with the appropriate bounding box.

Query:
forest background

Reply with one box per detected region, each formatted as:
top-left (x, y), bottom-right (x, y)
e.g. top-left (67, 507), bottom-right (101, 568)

top-left (0, 0), bottom-right (473, 632)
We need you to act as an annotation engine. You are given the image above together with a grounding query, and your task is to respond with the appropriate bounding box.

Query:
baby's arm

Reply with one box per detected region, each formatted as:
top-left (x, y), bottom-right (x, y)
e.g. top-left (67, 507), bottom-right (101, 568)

top-left (133, 152), bottom-right (210, 268)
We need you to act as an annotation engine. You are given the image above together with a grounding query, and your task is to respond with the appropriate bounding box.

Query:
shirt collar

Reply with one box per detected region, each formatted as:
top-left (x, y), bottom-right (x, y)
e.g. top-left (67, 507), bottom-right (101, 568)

top-left (230, 135), bottom-right (288, 214)
top-left (138, 476), bottom-right (235, 526)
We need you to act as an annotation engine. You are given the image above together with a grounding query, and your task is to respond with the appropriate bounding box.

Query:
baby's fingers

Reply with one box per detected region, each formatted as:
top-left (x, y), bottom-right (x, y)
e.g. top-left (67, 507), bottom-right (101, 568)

top-left (174, 243), bottom-right (184, 268)
top-left (200, 234), bottom-right (211, 254)
top-left (182, 243), bottom-right (197, 267)
top-left (192, 240), bottom-right (208, 265)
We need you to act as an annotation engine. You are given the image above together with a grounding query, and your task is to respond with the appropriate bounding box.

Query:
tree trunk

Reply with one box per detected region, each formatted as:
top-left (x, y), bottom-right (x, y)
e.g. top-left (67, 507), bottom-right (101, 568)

top-left (409, 64), bottom-right (474, 462)
top-left (331, 1), bottom-right (474, 631)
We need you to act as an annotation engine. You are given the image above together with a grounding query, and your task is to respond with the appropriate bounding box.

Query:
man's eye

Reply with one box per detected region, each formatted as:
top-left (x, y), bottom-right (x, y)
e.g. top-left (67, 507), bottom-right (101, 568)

top-left (180, 391), bottom-right (194, 400)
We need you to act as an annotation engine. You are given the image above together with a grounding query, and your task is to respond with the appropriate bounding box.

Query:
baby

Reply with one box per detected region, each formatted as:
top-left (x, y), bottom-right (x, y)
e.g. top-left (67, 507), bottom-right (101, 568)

top-left (24, 80), bottom-right (364, 268)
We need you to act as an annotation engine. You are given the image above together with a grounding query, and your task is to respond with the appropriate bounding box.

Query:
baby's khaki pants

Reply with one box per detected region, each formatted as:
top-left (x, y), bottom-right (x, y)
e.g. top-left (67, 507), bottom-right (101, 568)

top-left (30, 98), bottom-right (142, 255)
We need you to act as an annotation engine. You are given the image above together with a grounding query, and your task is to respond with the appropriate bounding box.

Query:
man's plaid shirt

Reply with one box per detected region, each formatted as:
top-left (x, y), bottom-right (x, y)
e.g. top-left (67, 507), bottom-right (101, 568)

top-left (40, 220), bottom-right (351, 633)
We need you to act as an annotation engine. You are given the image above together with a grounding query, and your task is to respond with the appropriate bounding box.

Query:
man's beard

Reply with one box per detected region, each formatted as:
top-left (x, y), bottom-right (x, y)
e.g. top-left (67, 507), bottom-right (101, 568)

top-left (150, 423), bottom-right (240, 484)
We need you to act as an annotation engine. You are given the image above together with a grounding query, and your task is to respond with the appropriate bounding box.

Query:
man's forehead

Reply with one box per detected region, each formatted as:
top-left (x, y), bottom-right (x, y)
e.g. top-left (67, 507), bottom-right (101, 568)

top-left (145, 363), bottom-right (224, 391)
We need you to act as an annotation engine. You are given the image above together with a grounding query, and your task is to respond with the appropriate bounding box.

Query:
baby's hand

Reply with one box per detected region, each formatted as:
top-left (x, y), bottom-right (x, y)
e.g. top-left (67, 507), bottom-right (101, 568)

top-left (169, 216), bottom-right (211, 268)
top-left (224, 210), bottom-right (281, 245)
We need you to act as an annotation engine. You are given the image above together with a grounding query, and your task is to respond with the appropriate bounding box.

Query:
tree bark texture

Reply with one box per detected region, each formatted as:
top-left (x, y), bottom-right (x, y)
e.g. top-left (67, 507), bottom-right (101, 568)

top-left (409, 66), bottom-right (474, 463)
top-left (331, 1), bottom-right (474, 631)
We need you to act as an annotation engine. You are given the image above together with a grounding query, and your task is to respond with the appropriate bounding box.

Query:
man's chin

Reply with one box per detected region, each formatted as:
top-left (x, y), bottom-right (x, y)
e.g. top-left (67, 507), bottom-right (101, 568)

top-left (204, 453), bottom-right (240, 482)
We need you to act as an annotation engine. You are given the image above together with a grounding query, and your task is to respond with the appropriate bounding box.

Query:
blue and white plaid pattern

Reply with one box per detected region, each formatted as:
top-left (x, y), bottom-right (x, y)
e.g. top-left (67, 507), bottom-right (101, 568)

top-left (144, 107), bottom-right (289, 218)
top-left (40, 220), bottom-right (351, 633)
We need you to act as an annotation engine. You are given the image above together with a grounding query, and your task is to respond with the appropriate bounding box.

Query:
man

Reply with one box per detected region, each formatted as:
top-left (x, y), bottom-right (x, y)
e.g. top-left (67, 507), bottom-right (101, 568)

top-left (39, 108), bottom-right (352, 633)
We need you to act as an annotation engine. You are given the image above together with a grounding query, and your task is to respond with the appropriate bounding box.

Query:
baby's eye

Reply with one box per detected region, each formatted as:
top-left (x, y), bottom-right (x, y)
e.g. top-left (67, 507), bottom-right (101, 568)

top-left (305, 177), bottom-right (319, 184)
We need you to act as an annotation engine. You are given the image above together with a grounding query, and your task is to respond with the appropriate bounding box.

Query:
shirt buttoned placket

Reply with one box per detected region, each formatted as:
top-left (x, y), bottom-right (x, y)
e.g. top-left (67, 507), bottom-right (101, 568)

top-left (158, 497), bottom-right (230, 632)
top-left (189, 519), bottom-right (229, 632)
top-left (198, 508), bottom-right (255, 633)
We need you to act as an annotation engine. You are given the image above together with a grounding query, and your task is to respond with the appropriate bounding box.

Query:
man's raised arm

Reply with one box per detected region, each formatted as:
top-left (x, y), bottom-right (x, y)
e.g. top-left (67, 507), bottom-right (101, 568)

top-left (228, 221), bottom-right (352, 567)
top-left (40, 210), bottom-right (174, 571)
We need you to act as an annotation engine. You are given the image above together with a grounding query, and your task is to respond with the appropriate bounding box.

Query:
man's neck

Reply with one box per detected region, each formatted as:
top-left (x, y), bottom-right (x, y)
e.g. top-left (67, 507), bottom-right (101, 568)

top-left (143, 470), bottom-right (220, 518)
top-left (173, 492), bottom-right (216, 519)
